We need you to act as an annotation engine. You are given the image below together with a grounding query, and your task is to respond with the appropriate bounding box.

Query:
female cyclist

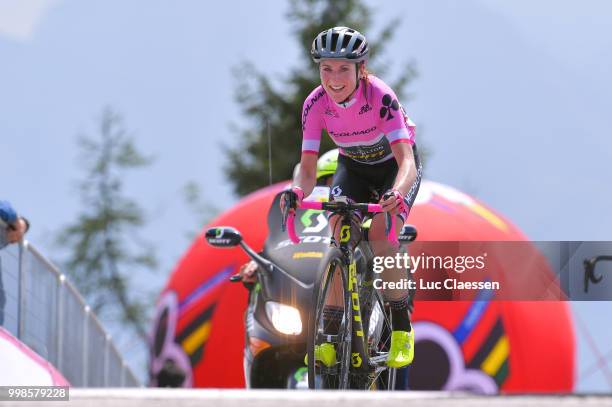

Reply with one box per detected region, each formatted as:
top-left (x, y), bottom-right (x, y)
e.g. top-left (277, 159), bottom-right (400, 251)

top-left (282, 26), bottom-right (423, 368)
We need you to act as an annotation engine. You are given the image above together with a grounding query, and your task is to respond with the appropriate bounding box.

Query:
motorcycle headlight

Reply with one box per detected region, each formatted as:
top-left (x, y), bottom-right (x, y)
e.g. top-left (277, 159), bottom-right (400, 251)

top-left (265, 301), bottom-right (302, 335)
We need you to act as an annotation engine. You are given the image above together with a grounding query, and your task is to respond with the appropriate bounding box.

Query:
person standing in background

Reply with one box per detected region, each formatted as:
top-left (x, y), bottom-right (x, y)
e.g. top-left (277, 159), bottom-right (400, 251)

top-left (0, 200), bottom-right (30, 326)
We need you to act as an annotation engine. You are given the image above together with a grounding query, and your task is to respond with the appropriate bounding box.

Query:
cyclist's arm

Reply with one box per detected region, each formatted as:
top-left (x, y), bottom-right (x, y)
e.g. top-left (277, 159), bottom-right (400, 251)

top-left (298, 87), bottom-right (326, 198)
top-left (373, 82), bottom-right (417, 196)
top-left (292, 152), bottom-right (318, 198)
top-left (390, 141), bottom-right (417, 196)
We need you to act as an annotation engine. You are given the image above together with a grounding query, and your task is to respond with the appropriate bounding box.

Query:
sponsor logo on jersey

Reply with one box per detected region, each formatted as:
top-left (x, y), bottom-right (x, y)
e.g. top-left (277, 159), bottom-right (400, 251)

top-left (329, 126), bottom-right (377, 138)
top-left (342, 140), bottom-right (391, 163)
top-left (302, 89), bottom-right (325, 130)
top-left (380, 94), bottom-right (400, 121)
top-left (359, 103), bottom-right (372, 115)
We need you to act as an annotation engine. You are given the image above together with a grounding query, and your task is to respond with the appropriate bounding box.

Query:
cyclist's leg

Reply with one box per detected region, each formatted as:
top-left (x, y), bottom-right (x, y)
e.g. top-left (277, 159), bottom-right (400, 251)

top-left (369, 213), bottom-right (415, 369)
top-left (368, 215), bottom-right (410, 304)
top-left (330, 155), bottom-right (412, 319)
top-left (370, 143), bottom-right (422, 318)
top-left (368, 147), bottom-right (422, 368)
top-left (308, 249), bottom-right (352, 389)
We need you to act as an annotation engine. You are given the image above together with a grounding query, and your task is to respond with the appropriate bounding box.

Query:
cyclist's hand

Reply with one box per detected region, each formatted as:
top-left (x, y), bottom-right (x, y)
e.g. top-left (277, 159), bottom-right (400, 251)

top-left (280, 187), bottom-right (305, 213)
top-left (239, 260), bottom-right (258, 284)
top-left (381, 189), bottom-right (405, 215)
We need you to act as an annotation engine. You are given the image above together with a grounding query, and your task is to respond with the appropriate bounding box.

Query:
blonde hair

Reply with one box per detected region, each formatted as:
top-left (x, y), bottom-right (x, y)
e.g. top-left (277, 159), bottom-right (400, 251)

top-left (359, 63), bottom-right (373, 99)
top-left (359, 63), bottom-right (370, 81)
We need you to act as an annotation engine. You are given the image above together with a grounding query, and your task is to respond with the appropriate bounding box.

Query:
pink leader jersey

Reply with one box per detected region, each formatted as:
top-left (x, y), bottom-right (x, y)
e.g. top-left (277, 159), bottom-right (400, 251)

top-left (301, 75), bottom-right (416, 164)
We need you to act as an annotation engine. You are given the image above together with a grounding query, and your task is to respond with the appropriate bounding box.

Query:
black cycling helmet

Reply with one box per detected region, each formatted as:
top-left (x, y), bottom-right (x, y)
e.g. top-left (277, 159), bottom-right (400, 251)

top-left (311, 26), bottom-right (369, 63)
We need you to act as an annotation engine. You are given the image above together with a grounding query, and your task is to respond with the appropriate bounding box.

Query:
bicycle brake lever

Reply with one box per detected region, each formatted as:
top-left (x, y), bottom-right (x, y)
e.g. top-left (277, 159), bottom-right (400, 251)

top-left (281, 192), bottom-right (294, 232)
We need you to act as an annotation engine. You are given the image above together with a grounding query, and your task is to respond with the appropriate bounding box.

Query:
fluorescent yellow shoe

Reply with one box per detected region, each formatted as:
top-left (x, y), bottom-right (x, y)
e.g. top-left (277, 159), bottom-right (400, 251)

top-left (304, 343), bottom-right (336, 367)
top-left (387, 330), bottom-right (414, 368)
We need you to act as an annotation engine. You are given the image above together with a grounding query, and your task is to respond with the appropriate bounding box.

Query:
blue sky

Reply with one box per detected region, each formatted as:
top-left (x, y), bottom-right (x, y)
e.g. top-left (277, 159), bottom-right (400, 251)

top-left (1, 0), bottom-right (611, 391)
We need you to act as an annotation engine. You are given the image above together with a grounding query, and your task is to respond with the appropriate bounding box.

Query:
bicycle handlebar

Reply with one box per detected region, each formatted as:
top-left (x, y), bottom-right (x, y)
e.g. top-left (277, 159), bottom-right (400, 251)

top-left (285, 200), bottom-right (398, 245)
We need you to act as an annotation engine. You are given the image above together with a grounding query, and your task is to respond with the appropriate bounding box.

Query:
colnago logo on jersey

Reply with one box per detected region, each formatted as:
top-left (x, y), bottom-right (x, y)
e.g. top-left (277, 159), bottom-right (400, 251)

top-left (329, 126), bottom-right (377, 138)
top-left (302, 89), bottom-right (325, 131)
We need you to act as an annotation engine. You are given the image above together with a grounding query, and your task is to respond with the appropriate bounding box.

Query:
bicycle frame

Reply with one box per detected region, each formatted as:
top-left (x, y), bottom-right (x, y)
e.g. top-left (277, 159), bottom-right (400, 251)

top-left (336, 211), bottom-right (370, 376)
top-left (285, 199), bottom-right (399, 384)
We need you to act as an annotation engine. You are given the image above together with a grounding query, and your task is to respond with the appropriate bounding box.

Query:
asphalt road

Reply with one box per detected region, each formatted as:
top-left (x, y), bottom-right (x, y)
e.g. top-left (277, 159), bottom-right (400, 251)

top-left (2, 389), bottom-right (612, 407)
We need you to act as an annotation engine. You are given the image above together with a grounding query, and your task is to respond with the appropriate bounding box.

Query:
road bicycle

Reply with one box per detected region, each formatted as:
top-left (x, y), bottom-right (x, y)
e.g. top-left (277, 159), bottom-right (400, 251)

top-left (283, 196), bottom-right (416, 390)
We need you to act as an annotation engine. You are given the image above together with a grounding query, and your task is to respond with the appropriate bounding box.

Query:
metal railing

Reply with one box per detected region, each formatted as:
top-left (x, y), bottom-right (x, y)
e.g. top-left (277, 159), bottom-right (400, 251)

top-left (0, 241), bottom-right (141, 387)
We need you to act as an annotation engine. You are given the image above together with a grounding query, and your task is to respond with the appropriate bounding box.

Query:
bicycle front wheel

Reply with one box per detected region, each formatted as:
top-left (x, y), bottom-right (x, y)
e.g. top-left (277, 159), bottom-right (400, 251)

top-left (365, 290), bottom-right (397, 390)
top-left (307, 249), bottom-right (352, 389)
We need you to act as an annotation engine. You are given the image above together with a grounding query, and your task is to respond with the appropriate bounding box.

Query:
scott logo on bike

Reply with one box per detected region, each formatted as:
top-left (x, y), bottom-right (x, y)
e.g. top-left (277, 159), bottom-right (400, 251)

top-left (348, 262), bottom-right (364, 338)
top-left (351, 353), bottom-right (362, 368)
top-left (340, 225), bottom-right (351, 243)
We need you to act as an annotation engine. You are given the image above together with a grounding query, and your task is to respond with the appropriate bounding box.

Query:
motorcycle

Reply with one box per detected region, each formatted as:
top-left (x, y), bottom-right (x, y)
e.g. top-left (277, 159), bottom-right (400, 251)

top-left (205, 186), bottom-right (416, 389)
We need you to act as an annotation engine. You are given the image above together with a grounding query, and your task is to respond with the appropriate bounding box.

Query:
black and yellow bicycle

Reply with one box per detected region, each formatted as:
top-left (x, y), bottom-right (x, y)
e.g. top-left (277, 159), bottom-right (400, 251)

top-left (283, 196), bottom-right (416, 390)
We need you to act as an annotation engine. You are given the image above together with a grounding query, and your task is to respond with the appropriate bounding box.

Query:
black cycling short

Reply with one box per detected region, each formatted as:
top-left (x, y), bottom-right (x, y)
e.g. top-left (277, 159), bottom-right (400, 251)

top-left (329, 143), bottom-right (423, 221)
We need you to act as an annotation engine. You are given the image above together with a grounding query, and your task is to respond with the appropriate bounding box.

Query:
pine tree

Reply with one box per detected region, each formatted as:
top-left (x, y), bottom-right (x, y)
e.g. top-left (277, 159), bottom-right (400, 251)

top-left (225, 0), bottom-right (418, 196)
top-left (57, 107), bottom-right (157, 341)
